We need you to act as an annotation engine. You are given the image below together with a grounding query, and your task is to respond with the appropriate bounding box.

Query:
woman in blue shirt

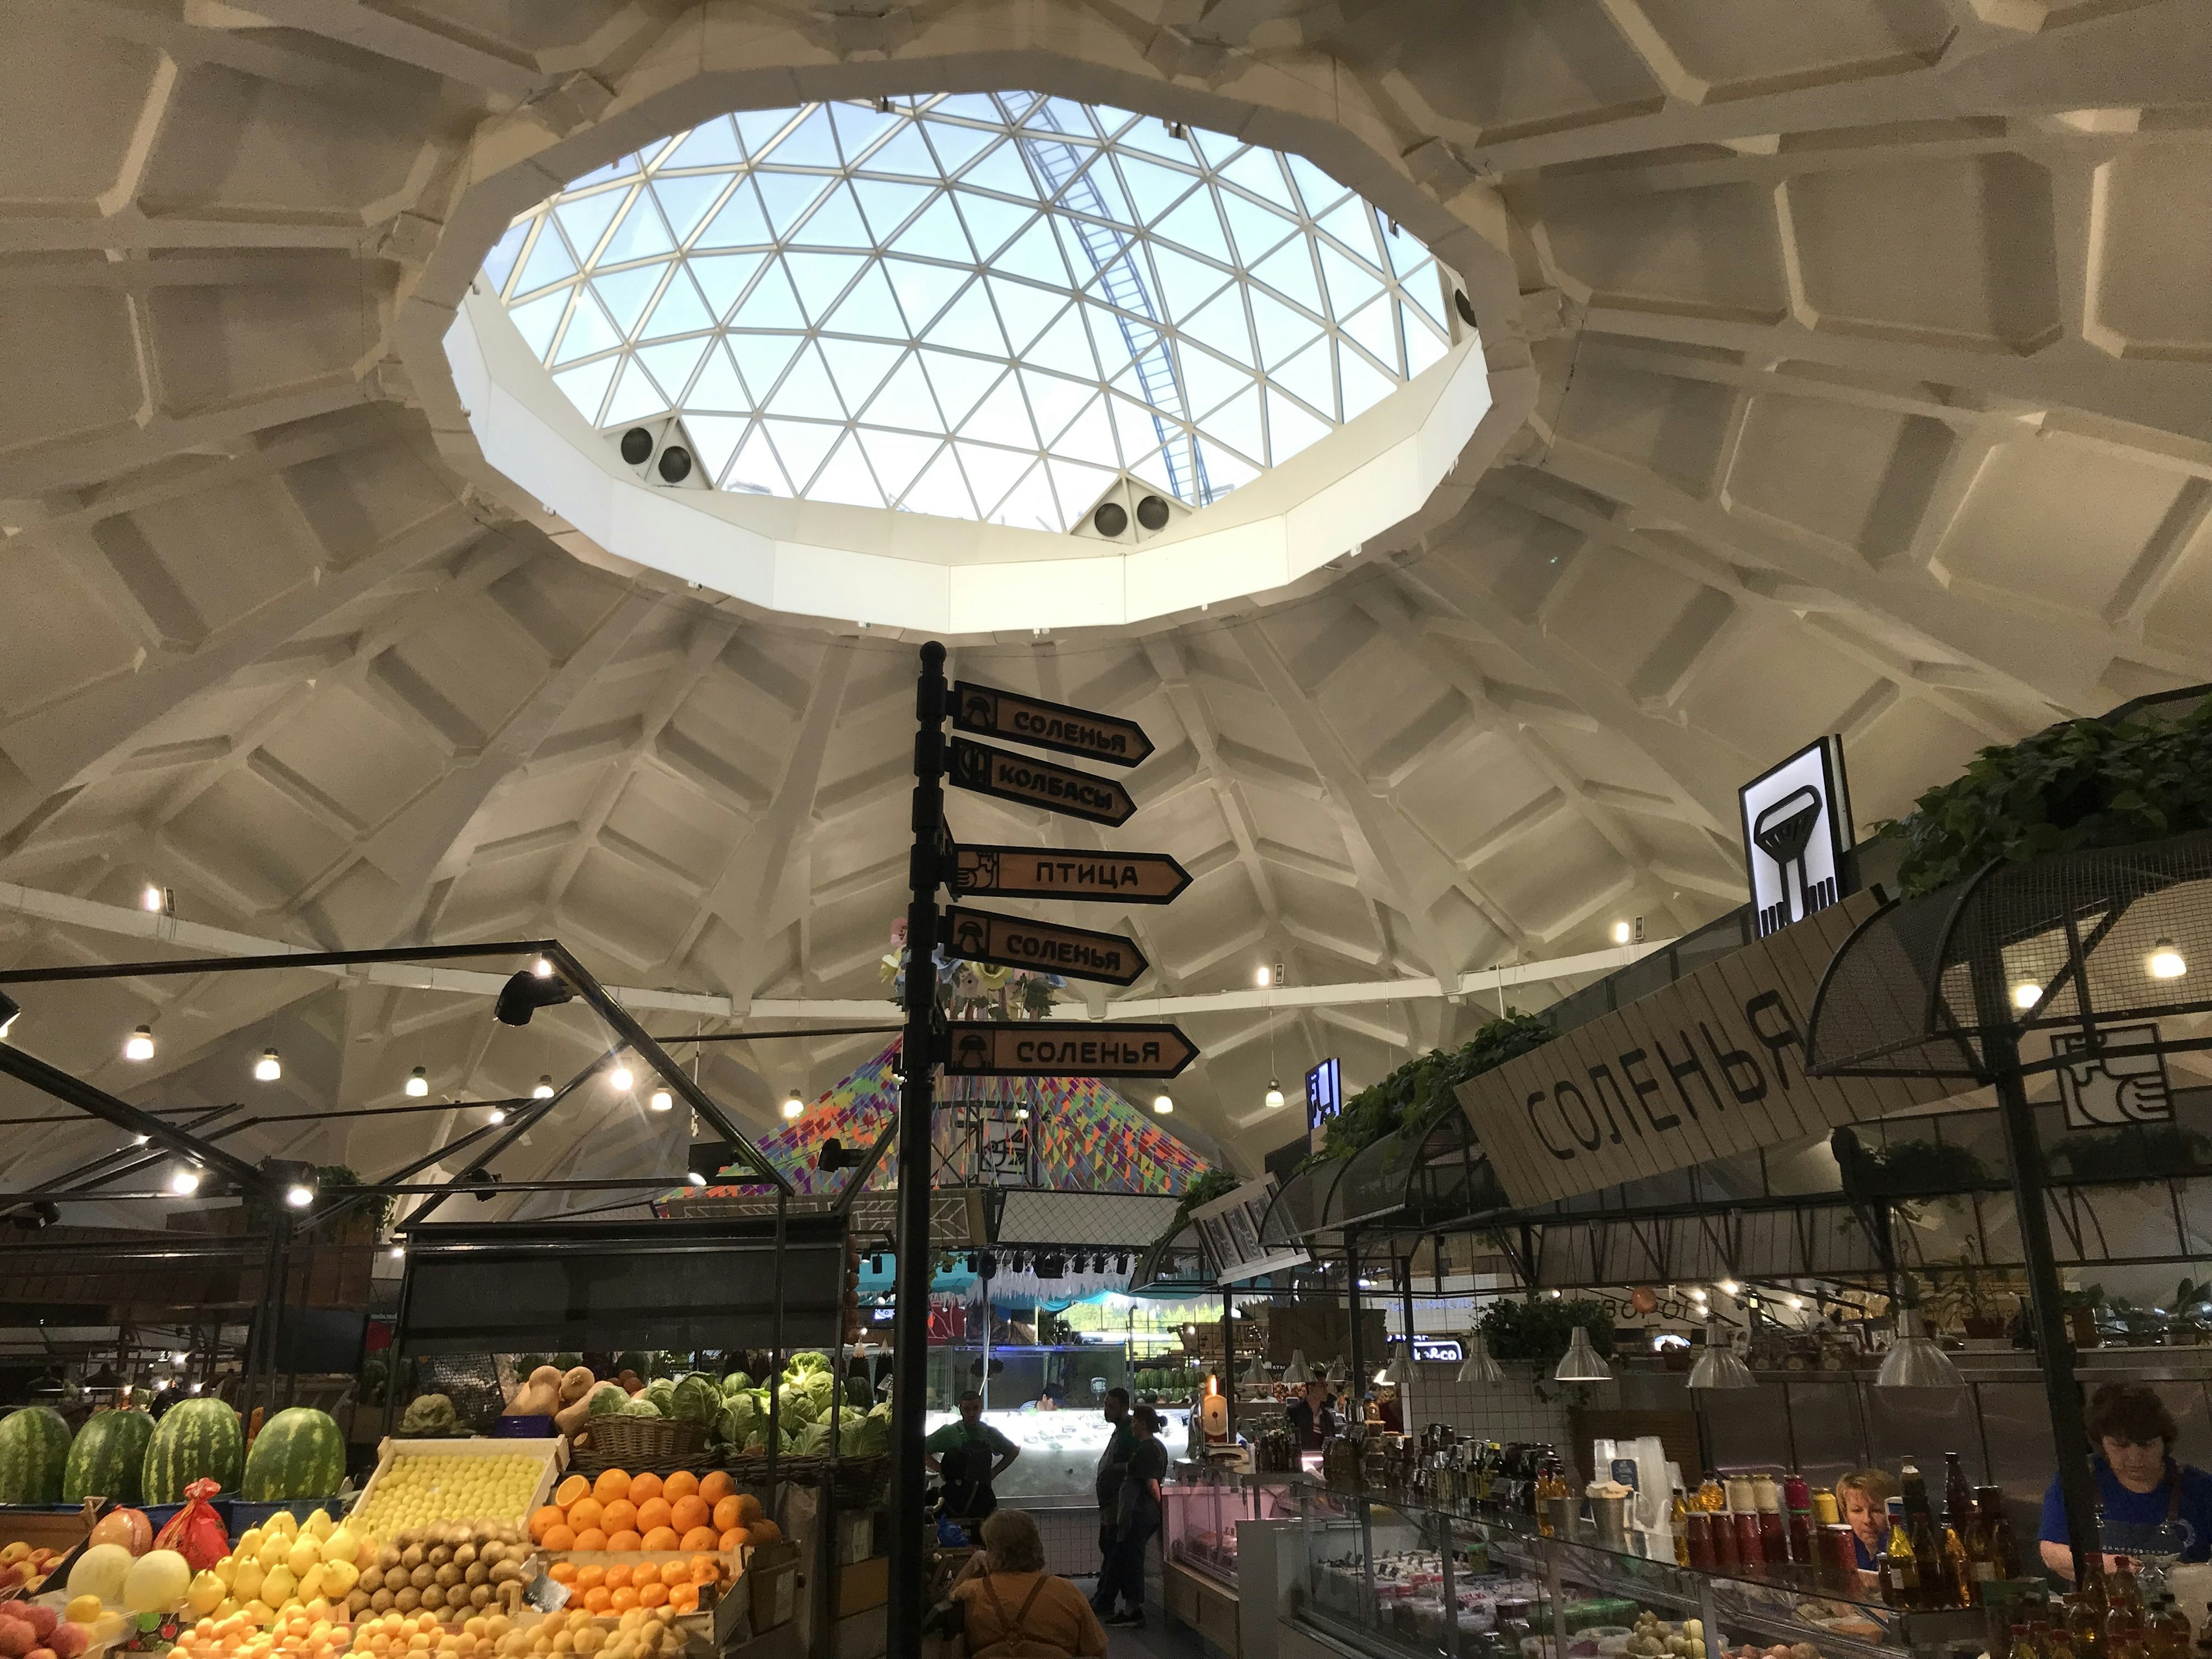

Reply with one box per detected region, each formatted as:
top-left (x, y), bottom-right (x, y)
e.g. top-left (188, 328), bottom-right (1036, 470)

top-left (2040, 1383), bottom-right (2212, 1577)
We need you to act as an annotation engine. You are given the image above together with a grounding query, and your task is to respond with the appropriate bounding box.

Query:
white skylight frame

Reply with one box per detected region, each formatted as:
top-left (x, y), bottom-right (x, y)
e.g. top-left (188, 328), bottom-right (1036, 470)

top-left (479, 90), bottom-right (1460, 532)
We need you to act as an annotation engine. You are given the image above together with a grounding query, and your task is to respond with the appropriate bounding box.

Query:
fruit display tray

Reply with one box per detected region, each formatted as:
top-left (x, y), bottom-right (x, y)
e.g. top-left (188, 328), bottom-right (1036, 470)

top-left (350, 1439), bottom-right (567, 1533)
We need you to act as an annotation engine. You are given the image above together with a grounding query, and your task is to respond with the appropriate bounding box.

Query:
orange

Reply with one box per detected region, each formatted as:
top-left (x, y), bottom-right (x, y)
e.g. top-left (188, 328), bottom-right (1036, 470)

top-left (581, 1589), bottom-right (611, 1615)
top-left (669, 1495), bottom-right (709, 1535)
top-left (543, 1525), bottom-right (577, 1552)
top-left (555, 1475), bottom-right (590, 1508)
top-left (657, 1562), bottom-right (689, 1587)
top-left (634, 1498), bottom-right (672, 1534)
top-left (718, 1529), bottom-right (744, 1553)
top-left (604, 1566), bottom-right (632, 1590)
top-left (733, 1494), bottom-right (763, 1526)
top-left (687, 1555), bottom-right (717, 1584)
top-left (678, 1528), bottom-right (717, 1552)
top-left (662, 1471), bottom-right (699, 1502)
top-left (668, 1584), bottom-right (698, 1613)
top-left (746, 1520), bottom-right (781, 1546)
top-left (574, 1528), bottom-right (609, 1552)
top-left (565, 1497), bottom-right (605, 1533)
top-left (600, 1501), bottom-right (638, 1535)
top-left (626, 1472), bottom-right (664, 1506)
top-left (697, 1471), bottom-right (733, 1505)
top-left (635, 1582), bottom-right (667, 1610)
top-left (711, 1497), bottom-right (740, 1533)
top-left (640, 1527), bottom-right (679, 1552)
top-left (530, 1506), bottom-right (566, 1543)
top-left (548, 1563), bottom-right (578, 1586)
top-left (608, 1589), bottom-right (637, 1613)
top-left (592, 1469), bottom-right (631, 1505)
top-left (575, 1567), bottom-right (605, 1591)
top-left (606, 1531), bottom-right (642, 1553)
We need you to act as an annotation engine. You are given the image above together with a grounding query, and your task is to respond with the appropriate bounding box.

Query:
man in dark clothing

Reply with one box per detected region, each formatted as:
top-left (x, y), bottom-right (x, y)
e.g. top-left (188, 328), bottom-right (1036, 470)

top-left (1284, 1378), bottom-right (1335, 1450)
top-left (1099, 1406), bottom-right (1168, 1627)
top-left (1090, 1388), bottom-right (1133, 1613)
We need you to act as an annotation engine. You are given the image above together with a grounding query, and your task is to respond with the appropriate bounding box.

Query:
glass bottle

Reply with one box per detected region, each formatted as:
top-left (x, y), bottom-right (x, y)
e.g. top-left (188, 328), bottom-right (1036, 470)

top-left (1946, 1453), bottom-right (1976, 1532)
top-left (1785, 1470), bottom-right (1815, 1566)
top-left (2054, 1622), bottom-right (2081, 1659)
top-left (1910, 1499), bottom-right (1947, 1609)
top-left (1900, 1455), bottom-right (1931, 1517)
top-left (1980, 1485), bottom-right (2022, 1580)
top-left (1884, 1498), bottom-right (1921, 1609)
top-left (1964, 1491), bottom-right (1997, 1604)
top-left (1711, 1501), bottom-right (1739, 1571)
top-left (1755, 1474), bottom-right (1787, 1566)
top-left (1698, 1471), bottom-right (1726, 1512)
top-left (1671, 1487), bottom-right (1692, 1567)
top-left (2117, 1562), bottom-right (2147, 1620)
top-left (2073, 1563), bottom-right (2110, 1659)
top-left (2153, 1596), bottom-right (2191, 1659)
top-left (2012, 1624), bottom-right (2039, 1659)
top-left (2191, 1604), bottom-right (2212, 1659)
top-left (1686, 1505), bottom-right (1714, 1571)
top-left (1944, 1518), bottom-right (1971, 1609)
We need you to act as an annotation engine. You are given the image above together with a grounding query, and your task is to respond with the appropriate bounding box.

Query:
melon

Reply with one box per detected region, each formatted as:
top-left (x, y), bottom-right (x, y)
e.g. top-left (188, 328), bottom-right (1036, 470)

top-left (65, 1410), bottom-right (154, 1504)
top-left (122, 1550), bottom-right (191, 1615)
top-left (240, 1407), bottom-right (344, 1501)
top-left (88, 1508), bottom-right (152, 1555)
top-left (0, 1406), bottom-right (71, 1505)
top-left (141, 1398), bottom-right (242, 1503)
top-left (66, 1544), bottom-right (134, 1605)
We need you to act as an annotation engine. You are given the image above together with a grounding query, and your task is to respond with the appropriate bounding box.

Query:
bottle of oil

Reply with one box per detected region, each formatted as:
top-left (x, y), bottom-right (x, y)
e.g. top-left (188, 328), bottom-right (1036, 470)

top-left (1883, 1498), bottom-right (1921, 1609)
top-left (1980, 1485), bottom-right (2022, 1580)
top-left (1910, 1498), bottom-right (1948, 1609)
top-left (1944, 1517), bottom-right (1971, 1609)
top-left (1671, 1487), bottom-right (1691, 1567)
top-left (2151, 1595), bottom-right (2191, 1659)
top-left (1535, 1456), bottom-right (1571, 1537)
top-left (2073, 1563), bottom-right (2111, 1659)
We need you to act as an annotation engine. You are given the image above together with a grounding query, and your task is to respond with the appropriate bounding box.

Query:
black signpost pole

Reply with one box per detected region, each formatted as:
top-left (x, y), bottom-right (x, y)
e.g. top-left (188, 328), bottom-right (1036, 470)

top-left (887, 641), bottom-right (947, 1656)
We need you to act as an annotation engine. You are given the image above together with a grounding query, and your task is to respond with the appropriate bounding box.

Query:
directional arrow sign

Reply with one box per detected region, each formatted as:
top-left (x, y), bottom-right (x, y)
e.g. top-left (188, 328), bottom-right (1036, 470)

top-left (940, 1021), bottom-right (1198, 1079)
top-left (946, 738), bottom-right (1135, 828)
top-left (951, 680), bottom-right (1153, 767)
top-left (942, 903), bottom-right (1149, 987)
top-left (948, 843), bottom-right (1193, 907)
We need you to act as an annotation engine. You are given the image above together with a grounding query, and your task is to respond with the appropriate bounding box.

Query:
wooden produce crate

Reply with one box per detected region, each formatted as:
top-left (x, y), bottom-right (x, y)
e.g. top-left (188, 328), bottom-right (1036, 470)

top-left (349, 1437), bottom-right (565, 1532)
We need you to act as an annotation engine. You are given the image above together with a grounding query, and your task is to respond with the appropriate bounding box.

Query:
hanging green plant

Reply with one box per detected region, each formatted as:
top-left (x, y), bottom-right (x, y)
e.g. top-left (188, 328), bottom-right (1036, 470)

top-left (1301, 1010), bottom-right (1554, 1168)
top-left (1875, 692), bottom-right (2212, 898)
top-left (1478, 1296), bottom-right (1615, 1366)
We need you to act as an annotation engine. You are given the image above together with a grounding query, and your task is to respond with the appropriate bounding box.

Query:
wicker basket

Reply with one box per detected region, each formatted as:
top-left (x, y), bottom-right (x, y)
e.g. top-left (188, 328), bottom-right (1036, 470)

top-left (570, 1414), bottom-right (707, 1467)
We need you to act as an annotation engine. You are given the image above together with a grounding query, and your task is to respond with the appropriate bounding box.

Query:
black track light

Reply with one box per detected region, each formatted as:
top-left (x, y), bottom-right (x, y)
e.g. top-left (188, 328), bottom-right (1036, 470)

top-left (869, 1253), bottom-right (884, 1274)
top-left (495, 967), bottom-right (573, 1027)
top-left (965, 1253), bottom-right (980, 1272)
top-left (7, 1200), bottom-right (58, 1232)
top-left (819, 1137), bottom-right (857, 1172)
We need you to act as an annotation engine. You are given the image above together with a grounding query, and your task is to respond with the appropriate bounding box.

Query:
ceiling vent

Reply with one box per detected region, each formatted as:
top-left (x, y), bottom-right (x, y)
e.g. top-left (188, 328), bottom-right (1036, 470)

top-left (1074, 477), bottom-right (1190, 544)
top-left (611, 416), bottom-right (709, 489)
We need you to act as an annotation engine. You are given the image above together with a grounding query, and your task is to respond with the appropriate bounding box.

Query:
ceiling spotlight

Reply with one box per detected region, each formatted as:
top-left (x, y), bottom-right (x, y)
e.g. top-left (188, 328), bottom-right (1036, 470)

top-left (1612, 920), bottom-right (1632, 945)
top-left (1690, 1287), bottom-right (1707, 1302)
top-left (1264, 1080), bottom-right (1285, 1112)
top-left (0, 990), bottom-right (17, 1042)
top-left (533, 1075), bottom-right (555, 1099)
top-left (649, 1088), bottom-right (673, 1112)
top-left (406, 1066), bottom-right (429, 1097)
top-left (1718, 1278), bottom-right (1740, 1297)
top-left (2011, 982), bottom-right (2042, 1011)
top-left (124, 1026), bottom-right (156, 1062)
top-left (532, 956), bottom-right (554, 978)
top-left (2149, 938), bottom-right (2187, 980)
top-left (487, 1105), bottom-right (507, 1124)
top-left (1014, 1105), bottom-right (1029, 1121)
top-left (686, 1171), bottom-right (707, 1187)
top-left (284, 1182), bottom-right (315, 1209)
top-left (609, 1063), bottom-right (635, 1090)
top-left (134, 1134), bottom-right (150, 1145)
top-left (1787, 1294), bottom-right (1805, 1310)
top-left (1255, 965), bottom-right (1271, 988)
top-left (389, 1243), bottom-right (404, 1259)
top-left (142, 884), bottom-right (164, 913)
top-left (254, 1048), bottom-right (282, 1082)
top-left (169, 1166), bottom-right (200, 1195)
top-left (1152, 1093), bottom-right (1173, 1115)
top-left (782, 1089), bottom-right (804, 1120)
top-left (496, 967), bottom-right (573, 1027)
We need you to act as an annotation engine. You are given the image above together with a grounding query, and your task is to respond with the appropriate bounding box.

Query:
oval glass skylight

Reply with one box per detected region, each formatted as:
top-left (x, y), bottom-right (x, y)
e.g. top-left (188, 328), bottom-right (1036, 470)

top-left (479, 92), bottom-right (1458, 533)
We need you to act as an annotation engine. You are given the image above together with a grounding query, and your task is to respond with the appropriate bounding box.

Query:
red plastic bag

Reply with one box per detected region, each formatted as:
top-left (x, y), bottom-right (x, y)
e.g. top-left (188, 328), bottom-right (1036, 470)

top-left (151, 1479), bottom-right (228, 1571)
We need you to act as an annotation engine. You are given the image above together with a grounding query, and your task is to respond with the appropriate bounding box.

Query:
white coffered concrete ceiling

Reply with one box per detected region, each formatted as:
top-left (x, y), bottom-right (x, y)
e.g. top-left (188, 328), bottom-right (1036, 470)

top-left (3, 0), bottom-right (2211, 1211)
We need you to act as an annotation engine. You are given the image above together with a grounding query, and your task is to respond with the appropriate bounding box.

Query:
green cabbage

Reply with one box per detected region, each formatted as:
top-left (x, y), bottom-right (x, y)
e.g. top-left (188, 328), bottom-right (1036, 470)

top-left (720, 1372), bottom-right (752, 1397)
top-left (669, 1373), bottom-right (721, 1425)
top-left (719, 1394), bottom-right (759, 1444)
top-left (642, 1378), bottom-right (676, 1416)
top-left (786, 1352), bottom-right (830, 1377)
top-left (619, 1395), bottom-right (663, 1418)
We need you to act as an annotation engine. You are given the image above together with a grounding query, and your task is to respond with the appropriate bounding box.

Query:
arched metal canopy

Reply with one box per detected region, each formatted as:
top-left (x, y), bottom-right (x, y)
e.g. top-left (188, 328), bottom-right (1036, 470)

top-left (1259, 1105), bottom-right (1501, 1245)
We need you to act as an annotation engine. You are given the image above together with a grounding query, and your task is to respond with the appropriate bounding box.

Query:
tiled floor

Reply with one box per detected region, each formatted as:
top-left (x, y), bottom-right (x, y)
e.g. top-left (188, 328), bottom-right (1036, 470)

top-left (1101, 1605), bottom-right (1209, 1657)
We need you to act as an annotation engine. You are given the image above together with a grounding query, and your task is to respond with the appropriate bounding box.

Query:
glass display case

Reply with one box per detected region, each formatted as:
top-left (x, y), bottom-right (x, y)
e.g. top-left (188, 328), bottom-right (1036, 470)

top-left (1293, 1493), bottom-right (1992, 1659)
top-left (919, 1405), bottom-right (1194, 1502)
top-left (1162, 1460), bottom-right (1307, 1588)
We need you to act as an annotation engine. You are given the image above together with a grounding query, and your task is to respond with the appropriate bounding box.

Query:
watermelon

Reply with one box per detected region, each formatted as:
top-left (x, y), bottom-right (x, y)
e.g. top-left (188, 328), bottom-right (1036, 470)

top-left (141, 1399), bottom-right (242, 1503)
top-left (0, 1406), bottom-right (71, 1504)
top-left (240, 1407), bottom-right (344, 1501)
top-left (65, 1408), bottom-right (154, 1503)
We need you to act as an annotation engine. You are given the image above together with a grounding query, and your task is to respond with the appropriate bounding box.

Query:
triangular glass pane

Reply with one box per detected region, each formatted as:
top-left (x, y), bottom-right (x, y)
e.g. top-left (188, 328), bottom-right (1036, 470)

top-left (883, 254), bottom-right (970, 332)
top-left (1249, 287), bottom-right (1317, 369)
top-left (1220, 145), bottom-right (1290, 207)
top-left (1049, 396), bottom-right (1119, 469)
top-left (993, 215), bottom-right (1069, 287)
top-left (734, 105), bottom-right (798, 152)
top-left (830, 101), bottom-right (902, 163)
top-left (554, 190), bottom-right (626, 264)
top-left (1154, 187), bottom-right (1233, 266)
top-left (694, 181), bottom-right (774, 250)
top-left (665, 118), bottom-right (743, 169)
top-left (687, 340), bottom-right (750, 411)
top-left (603, 357), bottom-right (668, 426)
top-left (592, 264), bottom-right (666, 335)
top-left (1019, 366), bottom-right (1094, 446)
top-left (1046, 456), bottom-right (1120, 520)
top-left (984, 274), bottom-right (1064, 355)
top-left (853, 177), bottom-right (933, 244)
top-left (1382, 221), bottom-right (1428, 280)
top-left (1219, 190), bottom-right (1297, 268)
top-left (1031, 97), bottom-right (1097, 138)
top-left (654, 175), bottom-right (727, 244)
top-left (1316, 240), bottom-right (1385, 316)
top-left (890, 192), bottom-right (972, 264)
top-left (956, 442), bottom-right (1034, 519)
top-left (1268, 335), bottom-right (1335, 420)
top-left (553, 292), bottom-right (621, 365)
top-left (727, 421), bottom-right (788, 494)
top-left (683, 413), bottom-right (749, 483)
top-left (551, 357), bottom-right (619, 423)
top-left (858, 427), bottom-right (941, 501)
top-left (921, 117), bottom-right (997, 175)
top-left (783, 251), bottom-right (868, 323)
top-left (1129, 444), bottom-right (1179, 496)
top-left (1090, 104), bottom-right (1143, 141)
top-left (1176, 341), bottom-right (1249, 418)
top-left (1115, 155), bottom-right (1199, 226)
top-left (1250, 237), bottom-right (1324, 316)
top-left (957, 372), bottom-right (1037, 449)
top-left (1022, 304), bottom-right (1098, 381)
top-left (1192, 126), bottom-right (1242, 169)
top-left (688, 251), bottom-right (766, 321)
top-left (860, 353), bottom-right (941, 431)
top-left (482, 219), bottom-right (528, 295)
top-left (1285, 151), bottom-right (1346, 217)
top-left (960, 140), bottom-right (1037, 200)
top-left (1203, 384), bottom-right (1264, 464)
top-left (1404, 301), bottom-right (1449, 376)
top-left (763, 418), bottom-right (841, 491)
top-left (1338, 338), bottom-right (1397, 418)
top-left (823, 260), bottom-right (907, 342)
top-left (731, 260), bottom-right (808, 331)
top-left (1401, 260), bottom-right (1449, 332)
top-left (923, 350), bottom-right (1002, 427)
top-left (820, 336), bottom-right (903, 412)
top-left (637, 337), bottom-right (710, 401)
top-left (729, 330), bottom-right (805, 403)
top-left (1113, 119), bottom-right (1197, 166)
top-left (1194, 439), bottom-right (1257, 497)
top-left (601, 195), bottom-right (674, 264)
top-left (1178, 285), bottom-right (1253, 367)
top-left (790, 182), bottom-right (872, 249)
top-left (648, 272), bottom-right (723, 343)
top-left (995, 462), bottom-right (1063, 532)
top-left (809, 431), bottom-right (884, 507)
top-left (755, 172), bottom-right (832, 239)
top-left (762, 105), bottom-right (839, 168)
top-left (902, 444), bottom-right (976, 519)
top-left (1264, 385), bottom-right (1334, 464)
top-left (953, 190), bottom-right (1033, 262)
top-left (1316, 194), bottom-right (1380, 263)
top-left (765, 342), bottom-right (846, 420)
top-left (923, 279), bottom-right (1009, 359)
top-left (1082, 302), bottom-right (1152, 381)
top-left (1340, 294), bottom-right (1399, 374)
top-left (1146, 241), bottom-right (1230, 324)
top-left (515, 222), bottom-right (578, 295)
top-left (508, 289), bottom-right (568, 358)
top-left (861, 121), bottom-right (939, 181)
top-left (567, 153), bottom-right (637, 190)
top-left (1022, 130), bottom-right (1089, 203)
top-left (1109, 390), bottom-right (1169, 461)
top-left (1063, 153), bottom-right (1135, 231)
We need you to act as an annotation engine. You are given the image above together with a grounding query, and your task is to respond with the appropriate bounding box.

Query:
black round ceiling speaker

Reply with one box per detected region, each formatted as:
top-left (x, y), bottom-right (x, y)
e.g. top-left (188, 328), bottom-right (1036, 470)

top-left (1135, 493), bottom-right (1169, 531)
top-left (620, 426), bottom-right (655, 465)
top-left (657, 445), bottom-right (694, 484)
top-left (1092, 500), bottom-right (1128, 537)
top-left (1454, 288), bottom-right (1478, 329)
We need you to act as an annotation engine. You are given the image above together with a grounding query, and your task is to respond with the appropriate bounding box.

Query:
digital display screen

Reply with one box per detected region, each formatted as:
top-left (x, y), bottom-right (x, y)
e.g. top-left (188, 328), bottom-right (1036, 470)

top-left (1306, 1058), bottom-right (1342, 1132)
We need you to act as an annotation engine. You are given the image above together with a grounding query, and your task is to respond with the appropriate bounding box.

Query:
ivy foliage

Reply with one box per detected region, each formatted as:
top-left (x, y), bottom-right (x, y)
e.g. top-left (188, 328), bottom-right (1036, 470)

top-left (1877, 692), bottom-right (2212, 897)
top-left (1478, 1295), bottom-right (1615, 1366)
top-left (1304, 1011), bottom-right (1554, 1168)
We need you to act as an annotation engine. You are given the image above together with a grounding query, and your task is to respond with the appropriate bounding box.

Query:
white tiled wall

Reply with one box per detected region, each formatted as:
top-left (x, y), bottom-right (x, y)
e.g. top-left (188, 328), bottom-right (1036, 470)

top-left (1402, 1359), bottom-right (1613, 1448)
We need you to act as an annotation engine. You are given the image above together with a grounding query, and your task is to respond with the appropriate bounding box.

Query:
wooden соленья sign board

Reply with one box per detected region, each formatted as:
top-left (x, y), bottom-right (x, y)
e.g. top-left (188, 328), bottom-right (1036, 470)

top-left (1457, 888), bottom-right (1970, 1208)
